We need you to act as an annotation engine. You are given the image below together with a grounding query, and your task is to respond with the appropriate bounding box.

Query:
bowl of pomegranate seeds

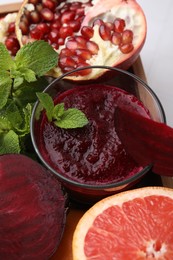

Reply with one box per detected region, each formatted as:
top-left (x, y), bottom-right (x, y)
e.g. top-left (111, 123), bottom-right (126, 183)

top-left (30, 65), bottom-right (165, 204)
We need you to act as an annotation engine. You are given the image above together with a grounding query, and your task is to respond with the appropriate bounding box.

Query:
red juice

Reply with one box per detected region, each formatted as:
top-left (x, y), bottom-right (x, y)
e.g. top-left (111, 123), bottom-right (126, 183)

top-left (37, 84), bottom-right (150, 185)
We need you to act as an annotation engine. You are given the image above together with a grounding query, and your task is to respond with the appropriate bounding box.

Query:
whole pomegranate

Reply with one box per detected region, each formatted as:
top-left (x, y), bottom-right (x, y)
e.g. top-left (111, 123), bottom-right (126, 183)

top-left (15, 0), bottom-right (147, 79)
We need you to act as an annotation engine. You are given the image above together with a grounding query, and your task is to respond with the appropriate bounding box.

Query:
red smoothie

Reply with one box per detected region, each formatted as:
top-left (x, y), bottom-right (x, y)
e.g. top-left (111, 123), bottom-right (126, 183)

top-left (37, 84), bottom-right (150, 185)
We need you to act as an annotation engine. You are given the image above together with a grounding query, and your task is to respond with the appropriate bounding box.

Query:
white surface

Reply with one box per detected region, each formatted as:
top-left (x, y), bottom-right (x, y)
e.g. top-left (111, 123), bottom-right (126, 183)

top-left (0, 0), bottom-right (172, 126)
top-left (138, 0), bottom-right (173, 127)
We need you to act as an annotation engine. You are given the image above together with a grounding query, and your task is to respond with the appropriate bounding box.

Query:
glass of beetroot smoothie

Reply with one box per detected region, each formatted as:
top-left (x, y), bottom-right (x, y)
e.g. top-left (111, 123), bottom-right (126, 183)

top-left (30, 66), bottom-right (165, 204)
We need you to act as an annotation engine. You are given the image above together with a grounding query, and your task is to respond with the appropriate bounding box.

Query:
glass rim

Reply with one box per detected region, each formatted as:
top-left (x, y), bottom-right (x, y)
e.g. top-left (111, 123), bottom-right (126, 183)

top-left (30, 65), bottom-right (166, 190)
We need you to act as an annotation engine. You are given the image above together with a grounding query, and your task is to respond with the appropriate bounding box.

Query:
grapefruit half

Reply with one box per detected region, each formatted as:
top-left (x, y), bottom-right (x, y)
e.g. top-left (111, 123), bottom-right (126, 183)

top-left (72, 187), bottom-right (173, 259)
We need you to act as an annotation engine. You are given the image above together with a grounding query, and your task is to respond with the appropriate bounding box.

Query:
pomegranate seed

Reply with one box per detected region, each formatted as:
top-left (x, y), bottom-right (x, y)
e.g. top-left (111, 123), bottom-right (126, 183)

top-left (62, 66), bottom-right (76, 73)
top-left (76, 63), bottom-right (92, 76)
top-left (70, 2), bottom-right (82, 11)
top-left (48, 29), bottom-right (59, 43)
top-left (30, 28), bottom-right (43, 40)
top-left (59, 56), bottom-right (77, 68)
top-left (51, 42), bottom-right (59, 50)
top-left (71, 55), bottom-right (86, 64)
top-left (30, 11), bottom-right (41, 23)
top-left (54, 12), bottom-right (61, 21)
top-left (19, 21), bottom-right (29, 35)
top-left (58, 38), bottom-right (65, 45)
top-left (86, 41), bottom-right (99, 55)
top-left (76, 7), bottom-right (84, 16)
top-left (105, 22), bottom-right (114, 31)
top-left (7, 22), bottom-right (15, 34)
top-left (37, 23), bottom-right (50, 34)
top-left (28, 0), bottom-right (39, 4)
top-left (66, 40), bottom-right (81, 50)
top-left (36, 3), bottom-right (43, 13)
top-left (51, 20), bottom-right (61, 30)
top-left (111, 32), bottom-right (122, 45)
top-left (114, 18), bottom-right (125, 33)
top-left (61, 11), bottom-right (75, 24)
top-left (59, 26), bottom-right (73, 39)
top-left (75, 49), bottom-right (92, 60)
top-left (5, 37), bottom-right (20, 55)
top-left (42, 0), bottom-right (56, 10)
top-left (68, 21), bottom-right (80, 32)
top-left (122, 29), bottom-right (133, 44)
top-left (41, 8), bottom-right (54, 22)
top-left (75, 16), bottom-right (84, 24)
top-left (81, 26), bottom-right (94, 39)
top-left (20, 15), bottom-right (29, 26)
top-left (60, 48), bottom-right (74, 58)
top-left (75, 36), bottom-right (87, 47)
top-left (99, 24), bottom-right (111, 41)
top-left (119, 43), bottom-right (134, 54)
top-left (23, 9), bottom-right (30, 20)
top-left (93, 19), bottom-right (104, 27)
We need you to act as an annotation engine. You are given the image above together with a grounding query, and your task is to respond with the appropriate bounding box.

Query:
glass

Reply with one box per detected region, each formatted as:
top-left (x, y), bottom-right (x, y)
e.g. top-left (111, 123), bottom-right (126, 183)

top-left (30, 66), bottom-right (166, 205)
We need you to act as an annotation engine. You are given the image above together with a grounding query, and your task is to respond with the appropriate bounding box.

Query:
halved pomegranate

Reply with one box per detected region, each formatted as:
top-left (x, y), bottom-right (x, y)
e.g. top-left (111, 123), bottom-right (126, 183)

top-left (15, 0), bottom-right (147, 79)
top-left (0, 13), bottom-right (20, 56)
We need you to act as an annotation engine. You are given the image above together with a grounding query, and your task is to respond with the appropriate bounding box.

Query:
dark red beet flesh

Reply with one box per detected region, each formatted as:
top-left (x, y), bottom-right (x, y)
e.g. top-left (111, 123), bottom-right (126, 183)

top-left (0, 154), bottom-right (67, 260)
top-left (115, 107), bottom-right (173, 176)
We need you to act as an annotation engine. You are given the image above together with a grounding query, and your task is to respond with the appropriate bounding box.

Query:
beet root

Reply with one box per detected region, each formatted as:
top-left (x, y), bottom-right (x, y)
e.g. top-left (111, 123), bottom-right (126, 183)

top-left (0, 154), bottom-right (67, 260)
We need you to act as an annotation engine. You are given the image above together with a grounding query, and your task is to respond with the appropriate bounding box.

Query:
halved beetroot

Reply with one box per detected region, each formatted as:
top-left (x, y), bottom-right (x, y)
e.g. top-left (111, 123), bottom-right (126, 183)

top-left (15, 0), bottom-right (147, 79)
top-left (115, 107), bottom-right (173, 176)
top-left (0, 154), bottom-right (67, 259)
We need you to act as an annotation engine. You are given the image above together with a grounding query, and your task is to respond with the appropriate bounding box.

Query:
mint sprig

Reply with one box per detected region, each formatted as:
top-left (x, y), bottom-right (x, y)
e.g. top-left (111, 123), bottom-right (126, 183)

top-left (36, 92), bottom-right (89, 129)
top-left (0, 40), bottom-right (58, 155)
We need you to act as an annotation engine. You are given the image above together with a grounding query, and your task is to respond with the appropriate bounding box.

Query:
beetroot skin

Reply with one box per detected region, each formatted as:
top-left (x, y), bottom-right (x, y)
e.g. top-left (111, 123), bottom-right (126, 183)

top-left (0, 154), bottom-right (67, 260)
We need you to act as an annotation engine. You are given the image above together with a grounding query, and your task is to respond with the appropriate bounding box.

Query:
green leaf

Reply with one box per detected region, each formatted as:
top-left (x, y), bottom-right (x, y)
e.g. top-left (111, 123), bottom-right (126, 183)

top-left (14, 76), bottom-right (49, 107)
top-left (0, 130), bottom-right (20, 154)
top-left (53, 103), bottom-right (65, 119)
top-left (15, 40), bottom-right (58, 77)
top-left (5, 101), bottom-right (23, 131)
top-left (54, 108), bottom-right (89, 129)
top-left (0, 70), bottom-right (12, 109)
top-left (36, 92), bottom-right (54, 121)
top-left (22, 68), bottom-right (36, 82)
top-left (13, 76), bottom-right (24, 88)
top-left (20, 103), bottom-right (32, 136)
top-left (0, 114), bottom-right (11, 133)
top-left (0, 43), bottom-right (14, 70)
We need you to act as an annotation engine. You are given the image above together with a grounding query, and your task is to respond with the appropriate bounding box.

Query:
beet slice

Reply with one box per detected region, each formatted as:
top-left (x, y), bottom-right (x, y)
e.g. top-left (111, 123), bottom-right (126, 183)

top-left (115, 107), bottom-right (173, 176)
top-left (0, 154), bottom-right (67, 259)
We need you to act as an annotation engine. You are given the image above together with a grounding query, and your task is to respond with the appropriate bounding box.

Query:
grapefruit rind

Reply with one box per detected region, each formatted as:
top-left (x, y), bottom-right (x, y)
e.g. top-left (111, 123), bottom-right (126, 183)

top-left (72, 186), bottom-right (173, 260)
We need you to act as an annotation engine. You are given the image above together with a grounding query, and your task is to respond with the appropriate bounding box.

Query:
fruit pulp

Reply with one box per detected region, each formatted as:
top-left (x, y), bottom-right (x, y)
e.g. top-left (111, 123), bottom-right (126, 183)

top-left (37, 84), bottom-right (150, 185)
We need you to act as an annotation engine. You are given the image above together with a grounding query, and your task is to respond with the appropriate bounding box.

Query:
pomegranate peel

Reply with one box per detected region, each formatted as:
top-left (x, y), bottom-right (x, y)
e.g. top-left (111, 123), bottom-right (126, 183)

top-left (15, 0), bottom-right (147, 80)
top-left (115, 107), bottom-right (173, 176)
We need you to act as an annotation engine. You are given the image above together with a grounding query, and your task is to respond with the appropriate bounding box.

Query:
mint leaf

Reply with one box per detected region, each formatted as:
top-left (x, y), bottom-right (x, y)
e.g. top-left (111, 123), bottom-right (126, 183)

top-left (0, 43), bottom-right (14, 70)
top-left (0, 113), bottom-right (11, 133)
top-left (0, 71), bottom-right (12, 109)
top-left (36, 92), bottom-right (54, 121)
top-left (5, 100), bottom-right (23, 131)
top-left (14, 76), bottom-right (49, 107)
top-left (20, 103), bottom-right (32, 136)
top-left (53, 103), bottom-right (65, 119)
top-left (15, 40), bottom-right (58, 77)
top-left (22, 68), bottom-right (36, 82)
top-left (13, 76), bottom-right (24, 88)
top-left (54, 108), bottom-right (89, 129)
top-left (0, 130), bottom-right (20, 155)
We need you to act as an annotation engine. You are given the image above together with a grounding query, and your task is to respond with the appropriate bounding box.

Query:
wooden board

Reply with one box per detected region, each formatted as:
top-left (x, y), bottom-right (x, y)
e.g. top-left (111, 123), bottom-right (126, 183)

top-left (1, 4), bottom-right (173, 260)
